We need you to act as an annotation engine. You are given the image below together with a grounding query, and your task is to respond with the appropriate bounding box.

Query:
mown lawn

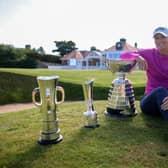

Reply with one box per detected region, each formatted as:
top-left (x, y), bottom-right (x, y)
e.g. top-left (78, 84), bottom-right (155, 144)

top-left (1, 68), bottom-right (168, 168)
top-left (0, 101), bottom-right (168, 168)
top-left (0, 68), bottom-right (146, 104)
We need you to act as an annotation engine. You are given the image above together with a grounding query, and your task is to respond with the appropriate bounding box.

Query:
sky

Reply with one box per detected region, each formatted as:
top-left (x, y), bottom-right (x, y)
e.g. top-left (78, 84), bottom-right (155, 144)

top-left (0, 0), bottom-right (168, 54)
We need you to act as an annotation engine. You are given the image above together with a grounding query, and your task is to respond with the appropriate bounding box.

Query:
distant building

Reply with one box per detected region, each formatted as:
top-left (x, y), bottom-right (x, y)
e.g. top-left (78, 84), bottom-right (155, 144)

top-left (61, 50), bottom-right (87, 66)
top-left (80, 50), bottom-right (106, 69)
top-left (61, 50), bottom-right (105, 69)
top-left (55, 38), bottom-right (139, 69)
top-left (103, 38), bottom-right (138, 59)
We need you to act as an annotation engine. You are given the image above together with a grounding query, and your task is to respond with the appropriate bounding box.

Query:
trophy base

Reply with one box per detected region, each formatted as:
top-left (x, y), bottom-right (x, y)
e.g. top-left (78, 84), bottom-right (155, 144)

top-left (38, 135), bottom-right (63, 145)
top-left (104, 108), bottom-right (137, 118)
top-left (83, 124), bottom-right (100, 128)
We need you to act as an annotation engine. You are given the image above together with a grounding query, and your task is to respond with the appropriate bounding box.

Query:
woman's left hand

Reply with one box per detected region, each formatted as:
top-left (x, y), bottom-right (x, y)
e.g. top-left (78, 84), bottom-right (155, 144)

top-left (161, 96), bottom-right (168, 111)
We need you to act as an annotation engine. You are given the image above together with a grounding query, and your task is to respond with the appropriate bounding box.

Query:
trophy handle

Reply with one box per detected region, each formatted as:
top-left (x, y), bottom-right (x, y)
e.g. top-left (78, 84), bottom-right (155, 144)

top-left (55, 86), bottom-right (65, 105)
top-left (32, 87), bottom-right (41, 107)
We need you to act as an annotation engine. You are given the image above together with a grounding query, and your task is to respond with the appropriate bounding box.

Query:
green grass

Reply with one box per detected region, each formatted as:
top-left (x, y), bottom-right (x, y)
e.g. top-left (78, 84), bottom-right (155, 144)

top-left (0, 68), bottom-right (168, 167)
top-left (0, 68), bottom-right (146, 104)
top-left (0, 68), bottom-right (146, 86)
top-left (1, 101), bottom-right (168, 168)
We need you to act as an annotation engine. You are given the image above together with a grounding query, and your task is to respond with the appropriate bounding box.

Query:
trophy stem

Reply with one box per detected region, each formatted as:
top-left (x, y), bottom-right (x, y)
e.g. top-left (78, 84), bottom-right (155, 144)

top-left (118, 72), bottom-right (125, 79)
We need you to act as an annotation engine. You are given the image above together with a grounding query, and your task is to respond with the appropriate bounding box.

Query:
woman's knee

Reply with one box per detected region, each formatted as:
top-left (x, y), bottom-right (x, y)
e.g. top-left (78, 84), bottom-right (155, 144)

top-left (154, 87), bottom-right (167, 93)
top-left (140, 95), bottom-right (159, 115)
top-left (140, 98), bottom-right (150, 114)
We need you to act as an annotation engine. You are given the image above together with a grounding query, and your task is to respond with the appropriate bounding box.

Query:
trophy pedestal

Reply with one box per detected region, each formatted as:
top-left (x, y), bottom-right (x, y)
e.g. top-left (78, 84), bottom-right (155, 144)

top-left (38, 126), bottom-right (63, 145)
top-left (38, 135), bottom-right (63, 145)
top-left (83, 111), bottom-right (100, 128)
top-left (105, 75), bottom-right (137, 118)
top-left (105, 108), bottom-right (137, 118)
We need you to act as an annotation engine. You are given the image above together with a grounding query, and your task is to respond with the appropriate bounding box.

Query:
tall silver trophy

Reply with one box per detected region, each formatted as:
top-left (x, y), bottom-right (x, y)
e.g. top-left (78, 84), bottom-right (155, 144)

top-left (105, 53), bottom-right (137, 118)
top-left (32, 76), bottom-right (65, 145)
top-left (82, 79), bottom-right (100, 128)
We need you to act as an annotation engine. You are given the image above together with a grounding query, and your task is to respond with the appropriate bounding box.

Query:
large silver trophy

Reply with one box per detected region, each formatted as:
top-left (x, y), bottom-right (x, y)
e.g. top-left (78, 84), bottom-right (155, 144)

top-left (32, 76), bottom-right (65, 145)
top-left (82, 79), bottom-right (100, 128)
top-left (105, 53), bottom-right (137, 118)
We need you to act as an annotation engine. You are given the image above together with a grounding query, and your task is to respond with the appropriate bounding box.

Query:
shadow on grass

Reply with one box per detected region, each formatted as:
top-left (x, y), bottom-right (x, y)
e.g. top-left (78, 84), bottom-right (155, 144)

top-left (0, 71), bottom-right (145, 104)
top-left (66, 113), bottom-right (168, 153)
top-left (56, 117), bottom-right (168, 167)
top-left (2, 105), bottom-right (168, 168)
top-left (60, 82), bottom-right (145, 101)
top-left (5, 143), bottom-right (53, 168)
top-left (140, 112), bottom-right (168, 131)
top-left (60, 82), bottom-right (109, 101)
top-left (0, 72), bottom-right (37, 104)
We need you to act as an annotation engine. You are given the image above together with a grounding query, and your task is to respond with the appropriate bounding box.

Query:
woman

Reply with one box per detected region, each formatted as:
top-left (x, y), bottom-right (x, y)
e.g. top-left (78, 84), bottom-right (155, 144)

top-left (122, 26), bottom-right (168, 121)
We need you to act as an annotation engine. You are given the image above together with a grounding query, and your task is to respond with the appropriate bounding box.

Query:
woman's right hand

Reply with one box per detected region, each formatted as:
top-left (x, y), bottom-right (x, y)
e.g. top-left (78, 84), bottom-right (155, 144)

top-left (136, 56), bottom-right (148, 70)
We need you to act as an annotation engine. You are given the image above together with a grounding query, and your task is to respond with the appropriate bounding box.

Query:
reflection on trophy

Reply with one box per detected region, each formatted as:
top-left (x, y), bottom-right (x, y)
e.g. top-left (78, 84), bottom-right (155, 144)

top-left (82, 79), bottom-right (100, 128)
top-left (105, 53), bottom-right (137, 118)
top-left (32, 76), bottom-right (65, 145)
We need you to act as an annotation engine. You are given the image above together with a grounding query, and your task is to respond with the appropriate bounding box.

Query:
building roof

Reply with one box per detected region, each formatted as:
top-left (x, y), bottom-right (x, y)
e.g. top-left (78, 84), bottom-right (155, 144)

top-left (88, 50), bottom-right (102, 57)
top-left (61, 51), bottom-right (83, 60)
top-left (61, 50), bottom-right (90, 60)
top-left (80, 50), bottom-right (90, 58)
top-left (105, 43), bottom-right (138, 51)
top-left (105, 38), bottom-right (138, 51)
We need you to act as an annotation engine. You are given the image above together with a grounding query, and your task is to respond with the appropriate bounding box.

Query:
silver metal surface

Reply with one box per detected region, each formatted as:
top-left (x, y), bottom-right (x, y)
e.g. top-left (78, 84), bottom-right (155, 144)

top-left (107, 59), bottom-right (136, 73)
top-left (83, 79), bottom-right (99, 128)
top-left (32, 76), bottom-right (65, 144)
top-left (105, 59), bottom-right (137, 118)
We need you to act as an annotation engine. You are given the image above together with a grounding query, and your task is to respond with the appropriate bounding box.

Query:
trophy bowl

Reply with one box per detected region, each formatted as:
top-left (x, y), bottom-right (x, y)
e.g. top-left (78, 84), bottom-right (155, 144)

top-left (107, 59), bottom-right (136, 74)
top-left (105, 53), bottom-right (137, 118)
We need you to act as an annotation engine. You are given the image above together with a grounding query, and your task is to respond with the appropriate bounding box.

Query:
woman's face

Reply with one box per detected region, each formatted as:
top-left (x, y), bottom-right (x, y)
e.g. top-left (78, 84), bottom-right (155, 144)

top-left (154, 34), bottom-right (168, 51)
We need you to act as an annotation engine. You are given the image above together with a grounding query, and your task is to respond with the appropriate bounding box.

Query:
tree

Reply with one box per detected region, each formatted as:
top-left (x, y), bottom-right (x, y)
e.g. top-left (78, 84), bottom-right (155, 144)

top-left (90, 46), bottom-right (97, 51)
top-left (37, 46), bottom-right (46, 55)
top-left (52, 40), bottom-right (78, 56)
top-left (90, 46), bottom-right (101, 52)
top-left (0, 44), bottom-right (37, 68)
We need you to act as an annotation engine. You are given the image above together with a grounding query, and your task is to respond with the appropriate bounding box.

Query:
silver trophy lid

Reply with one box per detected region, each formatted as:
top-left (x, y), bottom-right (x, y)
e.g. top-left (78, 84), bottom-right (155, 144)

top-left (84, 79), bottom-right (95, 85)
top-left (37, 76), bottom-right (59, 80)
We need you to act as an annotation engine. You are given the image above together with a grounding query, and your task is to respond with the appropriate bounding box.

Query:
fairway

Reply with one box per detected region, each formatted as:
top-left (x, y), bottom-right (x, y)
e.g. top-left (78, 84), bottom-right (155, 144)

top-left (0, 68), bottom-right (146, 104)
top-left (1, 69), bottom-right (168, 167)
top-left (1, 101), bottom-right (168, 168)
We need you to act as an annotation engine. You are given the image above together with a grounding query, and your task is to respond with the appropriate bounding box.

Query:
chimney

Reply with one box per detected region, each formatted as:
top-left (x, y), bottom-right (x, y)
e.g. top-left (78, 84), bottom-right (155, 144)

top-left (120, 38), bottom-right (126, 46)
top-left (25, 44), bottom-right (31, 49)
top-left (134, 42), bottom-right (138, 48)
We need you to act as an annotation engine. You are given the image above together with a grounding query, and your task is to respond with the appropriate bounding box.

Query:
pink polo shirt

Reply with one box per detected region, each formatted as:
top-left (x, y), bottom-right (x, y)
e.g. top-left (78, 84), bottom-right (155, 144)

top-left (136, 48), bottom-right (168, 94)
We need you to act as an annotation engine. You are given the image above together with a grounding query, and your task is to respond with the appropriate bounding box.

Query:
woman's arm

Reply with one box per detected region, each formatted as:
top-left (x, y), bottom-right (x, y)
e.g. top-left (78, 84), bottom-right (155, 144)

top-left (136, 55), bottom-right (148, 71)
top-left (121, 52), bottom-right (148, 71)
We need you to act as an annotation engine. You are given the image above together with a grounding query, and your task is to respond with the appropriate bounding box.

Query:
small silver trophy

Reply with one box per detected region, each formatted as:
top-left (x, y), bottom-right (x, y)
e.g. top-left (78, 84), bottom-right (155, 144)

top-left (105, 55), bottom-right (137, 118)
top-left (82, 79), bottom-right (100, 128)
top-left (32, 76), bottom-right (65, 145)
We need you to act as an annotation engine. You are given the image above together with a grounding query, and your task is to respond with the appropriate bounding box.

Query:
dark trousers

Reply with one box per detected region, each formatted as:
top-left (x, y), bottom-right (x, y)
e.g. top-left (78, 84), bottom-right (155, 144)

top-left (140, 87), bottom-right (168, 121)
